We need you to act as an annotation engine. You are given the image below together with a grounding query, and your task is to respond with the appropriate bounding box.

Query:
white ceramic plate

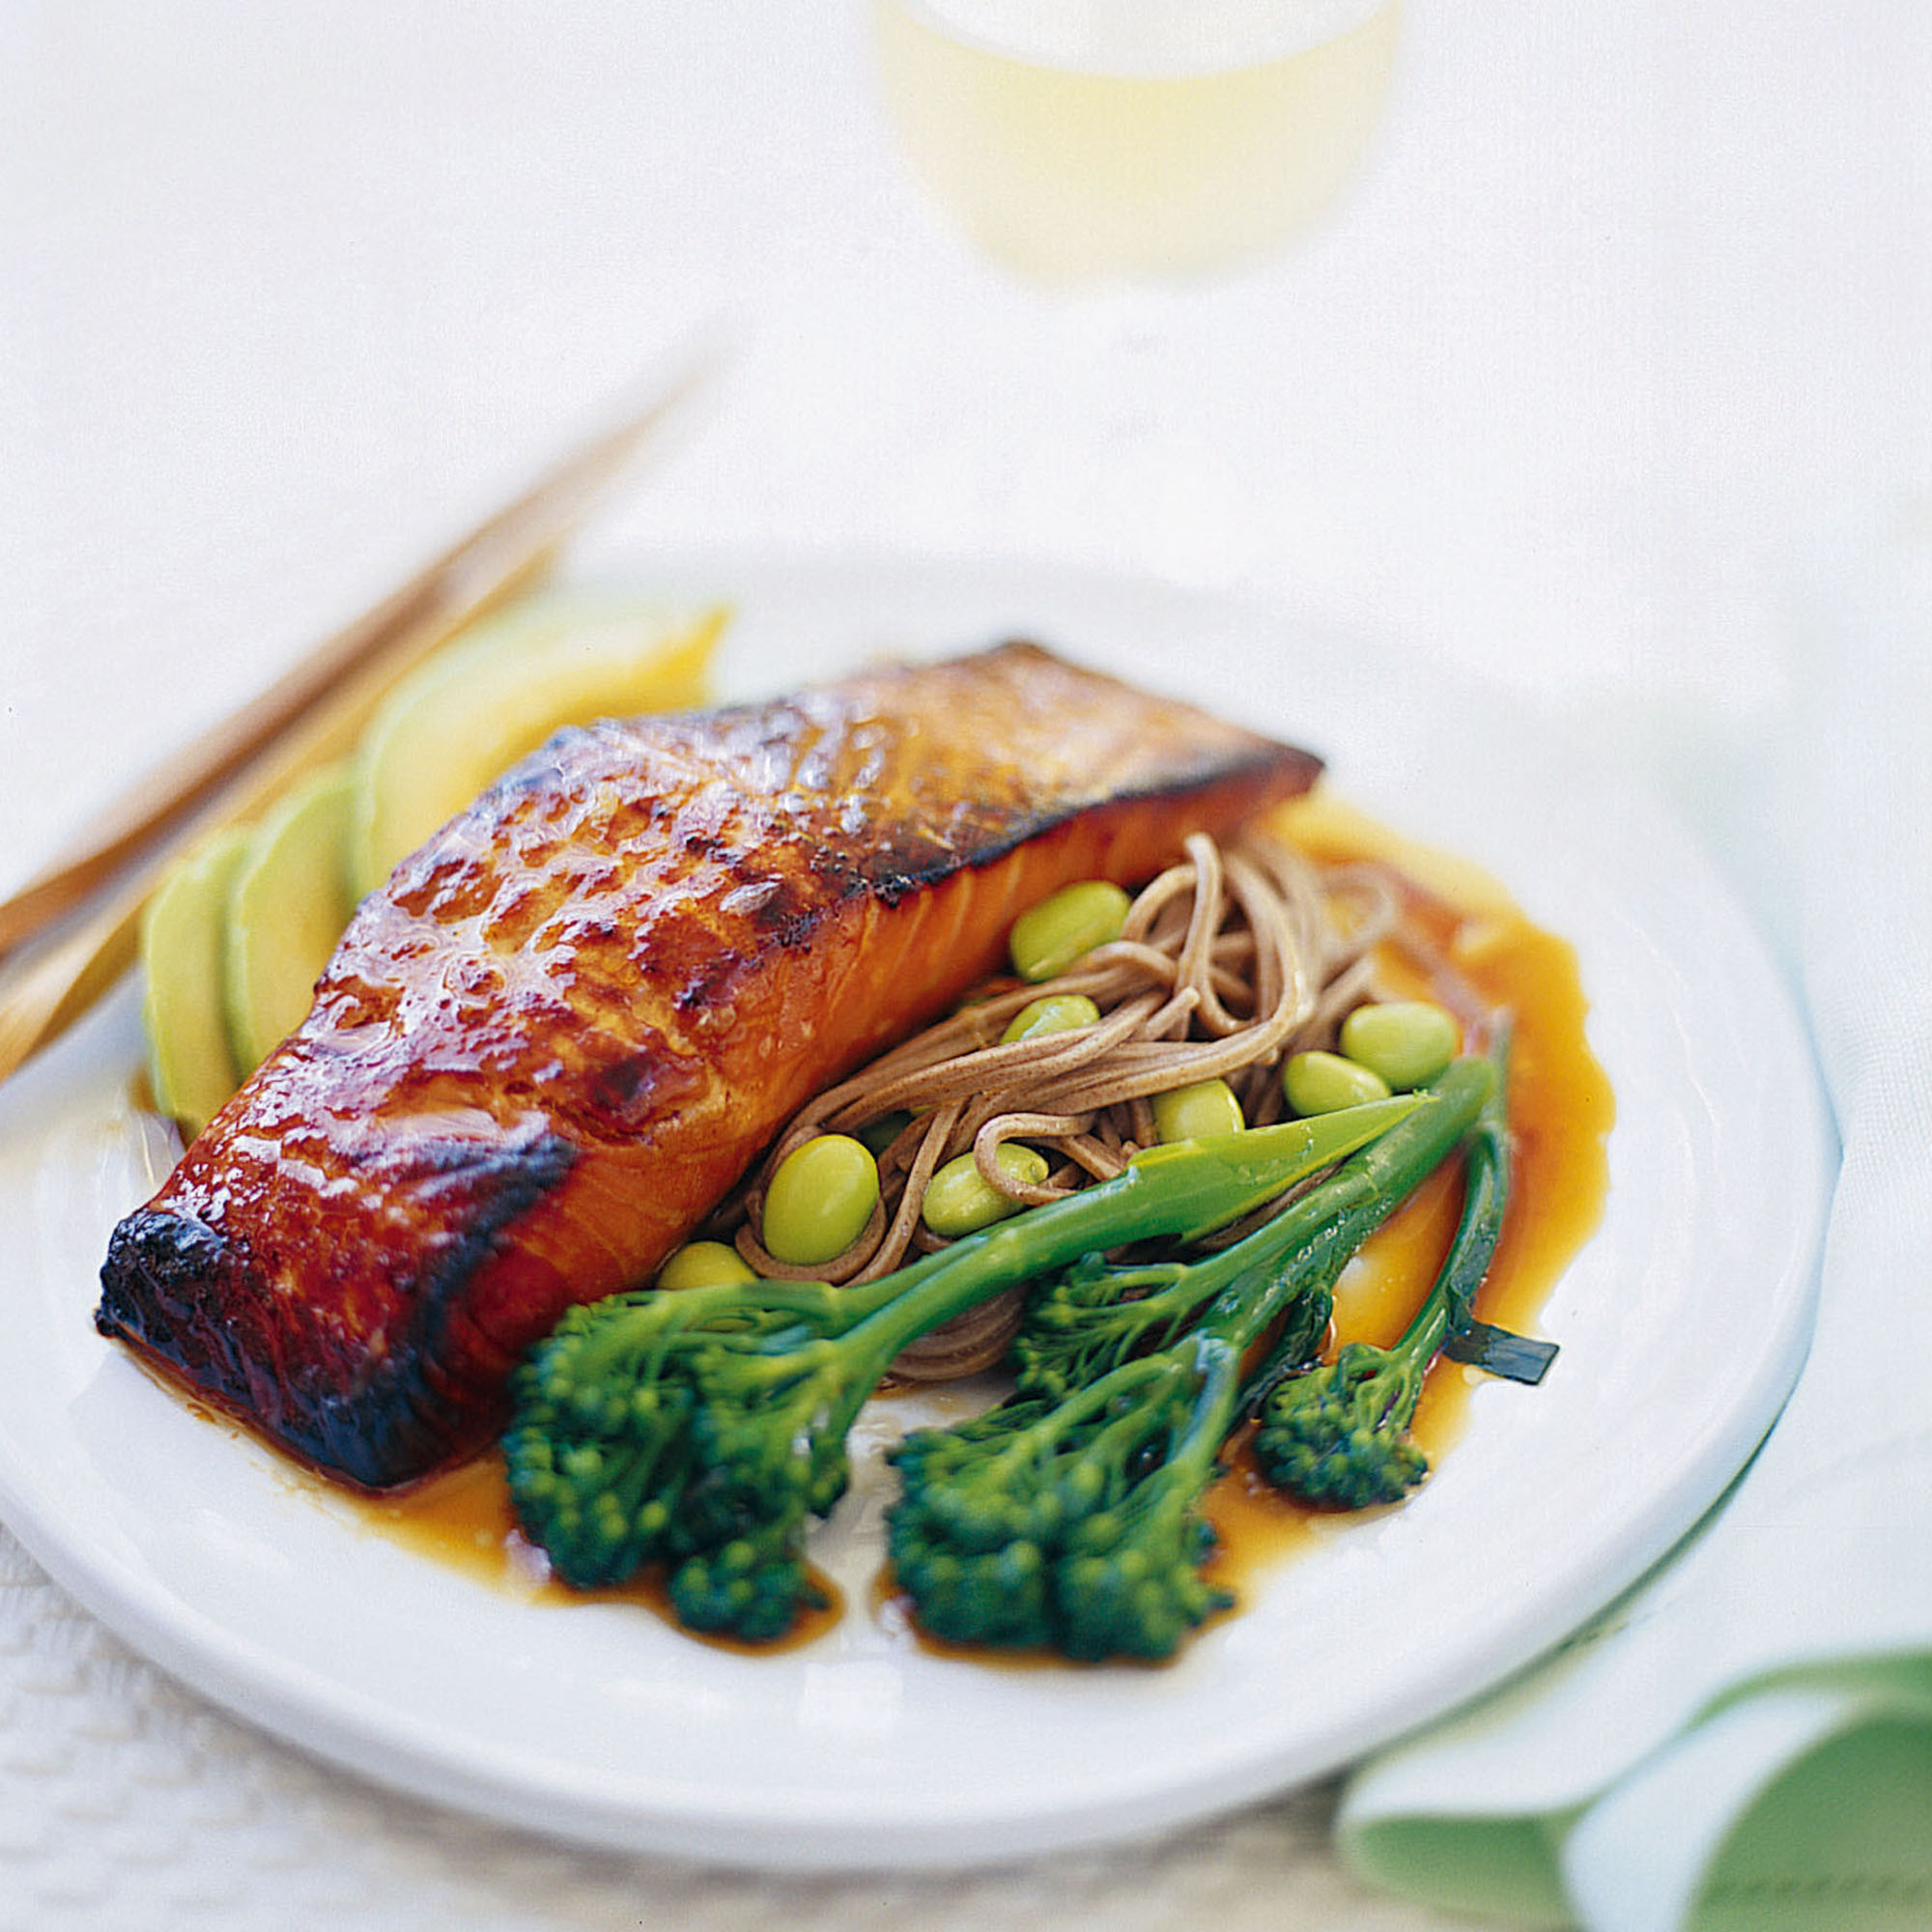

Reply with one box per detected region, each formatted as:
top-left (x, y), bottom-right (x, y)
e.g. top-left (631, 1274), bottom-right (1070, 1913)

top-left (0, 554), bottom-right (1831, 1872)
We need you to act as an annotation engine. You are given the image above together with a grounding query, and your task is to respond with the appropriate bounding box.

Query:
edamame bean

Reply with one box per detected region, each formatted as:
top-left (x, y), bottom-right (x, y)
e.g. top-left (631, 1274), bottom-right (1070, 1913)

top-left (761, 1134), bottom-right (880, 1264)
top-left (1150, 1077), bottom-right (1246, 1143)
top-left (921, 1143), bottom-right (1050, 1237)
top-left (656, 1239), bottom-right (757, 1291)
top-left (1284, 1049), bottom-right (1393, 1117)
top-left (1338, 1000), bottom-right (1460, 1092)
top-left (1008, 881), bottom-right (1131, 982)
top-left (1000, 992), bottom-right (1102, 1044)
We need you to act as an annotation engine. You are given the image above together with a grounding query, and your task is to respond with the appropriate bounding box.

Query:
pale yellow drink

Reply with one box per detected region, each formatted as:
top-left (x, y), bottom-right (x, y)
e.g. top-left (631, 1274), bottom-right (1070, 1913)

top-left (874, 0), bottom-right (1403, 283)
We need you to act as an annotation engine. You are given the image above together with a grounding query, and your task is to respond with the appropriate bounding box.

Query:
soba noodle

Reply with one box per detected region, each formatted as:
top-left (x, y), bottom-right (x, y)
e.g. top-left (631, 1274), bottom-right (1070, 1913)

top-left (707, 827), bottom-right (1404, 1378)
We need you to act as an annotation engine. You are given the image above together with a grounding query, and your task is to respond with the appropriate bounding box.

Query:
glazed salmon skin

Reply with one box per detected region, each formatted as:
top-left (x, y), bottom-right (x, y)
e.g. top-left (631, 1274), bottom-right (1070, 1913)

top-left (98, 641), bottom-right (1323, 1490)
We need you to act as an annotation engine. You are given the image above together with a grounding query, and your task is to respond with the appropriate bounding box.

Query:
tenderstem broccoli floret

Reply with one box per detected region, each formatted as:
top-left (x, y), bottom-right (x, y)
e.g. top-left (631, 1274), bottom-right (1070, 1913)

top-left (504, 1097), bottom-right (1417, 1643)
top-left (1252, 1030), bottom-right (1556, 1511)
top-left (1250, 1339), bottom-right (1432, 1508)
top-left (891, 1324), bottom-right (1251, 1662)
top-left (502, 1284), bottom-right (838, 1597)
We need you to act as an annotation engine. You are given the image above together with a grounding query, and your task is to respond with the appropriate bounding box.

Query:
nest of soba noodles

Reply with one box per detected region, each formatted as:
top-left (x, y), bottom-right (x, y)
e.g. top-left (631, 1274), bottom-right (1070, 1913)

top-left (704, 826), bottom-right (1405, 1382)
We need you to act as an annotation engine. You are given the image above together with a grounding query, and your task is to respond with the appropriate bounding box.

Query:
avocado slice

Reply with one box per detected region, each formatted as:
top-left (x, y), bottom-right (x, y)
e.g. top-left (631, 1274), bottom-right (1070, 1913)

top-left (140, 824), bottom-right (250, 1137)
top-left (223, 761), bottom-right (356, 1076)
top-left (346, 590), bottom-right (725, 898)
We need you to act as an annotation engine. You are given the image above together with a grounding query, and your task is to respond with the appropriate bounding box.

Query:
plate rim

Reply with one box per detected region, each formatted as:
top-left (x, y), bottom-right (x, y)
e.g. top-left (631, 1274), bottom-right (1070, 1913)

top-left (0, 547), bottom-right (1833, 1872)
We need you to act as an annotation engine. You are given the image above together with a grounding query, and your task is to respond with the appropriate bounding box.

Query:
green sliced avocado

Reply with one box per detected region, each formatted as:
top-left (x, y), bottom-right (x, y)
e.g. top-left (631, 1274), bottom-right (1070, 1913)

top-left (223, 761), bottom-right (356, 1076)
top-left (140, 824), bottom-right (250, 1137)
top-left (346, 590), bottom-right (726, 898)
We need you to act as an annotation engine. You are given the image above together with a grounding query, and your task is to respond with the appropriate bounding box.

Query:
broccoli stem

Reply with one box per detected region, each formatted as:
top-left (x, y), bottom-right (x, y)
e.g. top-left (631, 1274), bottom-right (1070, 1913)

top-left (1318, 1027), bottom-right (1520, 1385)
top-left (1395, 1045), bottom-right (1505, 1367)
top-left (1251, 1031), bottom-right (1550, 1510)
top-left (1251, 1050), bottom-right (1498, 1313)
top-left (1434, 1029), bottom-right (1555, 1382)
top-left (1020, 1053), bottom-right (1499, 1406)
top-left (925, 1092), bottom-right (1425, 1291)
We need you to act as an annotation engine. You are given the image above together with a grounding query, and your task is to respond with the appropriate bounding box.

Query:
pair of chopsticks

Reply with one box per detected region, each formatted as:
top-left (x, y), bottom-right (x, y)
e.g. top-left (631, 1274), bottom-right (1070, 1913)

top-left (0, 337), bottom-right (724, 1090)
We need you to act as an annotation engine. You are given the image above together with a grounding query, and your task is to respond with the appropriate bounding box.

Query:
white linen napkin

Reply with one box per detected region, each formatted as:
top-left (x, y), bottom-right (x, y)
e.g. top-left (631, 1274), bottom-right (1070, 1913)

top-left (1335, 497), bottom-right (1932, 1931)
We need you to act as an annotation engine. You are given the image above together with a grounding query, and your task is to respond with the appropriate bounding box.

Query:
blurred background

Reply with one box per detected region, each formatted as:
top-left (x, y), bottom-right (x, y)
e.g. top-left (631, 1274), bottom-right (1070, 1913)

top-left (8, 1), bottom-right (1927, 901)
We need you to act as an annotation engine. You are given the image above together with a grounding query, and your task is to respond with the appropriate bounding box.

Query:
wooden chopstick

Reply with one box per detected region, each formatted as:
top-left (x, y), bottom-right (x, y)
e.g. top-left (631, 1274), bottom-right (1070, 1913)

top-left (0, 332), bottom-right (723, 967)
top-left (0, 334), bottom-right (724, 1086)
top-left (0, 563), bottom-right (544, 1090)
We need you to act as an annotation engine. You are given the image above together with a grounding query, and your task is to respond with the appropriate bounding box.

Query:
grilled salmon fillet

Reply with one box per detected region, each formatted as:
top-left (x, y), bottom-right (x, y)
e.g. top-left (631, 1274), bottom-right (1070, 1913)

top-left (98, 641), bottom-right (1322, 1489)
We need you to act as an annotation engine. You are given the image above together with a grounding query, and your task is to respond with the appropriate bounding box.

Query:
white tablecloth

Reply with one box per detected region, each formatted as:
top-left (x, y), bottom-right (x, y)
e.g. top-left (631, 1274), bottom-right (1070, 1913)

top-left (5, 5), bottom-right (1927, 1926)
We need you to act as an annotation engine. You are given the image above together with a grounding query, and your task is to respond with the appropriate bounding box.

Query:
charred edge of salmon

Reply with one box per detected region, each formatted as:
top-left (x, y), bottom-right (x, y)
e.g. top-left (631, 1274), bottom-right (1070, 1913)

top-left (642, 752), bottom-right (1325, 997)
top-left (96, 1130), bottom-right (576, 1491)
top-left (849, 744), bottom-right (1322, 908)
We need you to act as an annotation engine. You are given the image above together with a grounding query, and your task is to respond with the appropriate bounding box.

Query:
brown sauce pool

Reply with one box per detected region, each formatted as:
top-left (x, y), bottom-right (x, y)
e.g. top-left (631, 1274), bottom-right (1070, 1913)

top-left (1202, 794), bottom-right (1615, 1593)
top-left (352, 795), bottom-right (1614, 1653)
top-left (354, 1451), bottom-right (846, 1653)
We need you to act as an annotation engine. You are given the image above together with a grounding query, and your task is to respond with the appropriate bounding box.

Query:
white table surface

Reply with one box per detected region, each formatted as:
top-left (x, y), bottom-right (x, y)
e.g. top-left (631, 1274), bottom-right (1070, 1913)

top-left (4, 5), bottom-right (1927, 1927)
